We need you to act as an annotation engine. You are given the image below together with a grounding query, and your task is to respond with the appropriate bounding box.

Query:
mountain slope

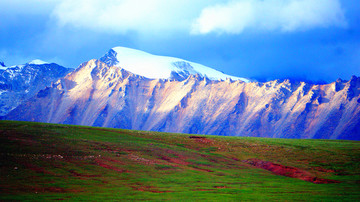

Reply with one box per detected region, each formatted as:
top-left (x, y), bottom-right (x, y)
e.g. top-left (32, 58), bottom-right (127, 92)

top-left (100, 46), bottom-right (249, 82)
top-left (1, 121), bottom-right (359, 201)
top-left (4, 59), bottom-right (360, 139)
top-left (0, 61), bottom-right (72, 116)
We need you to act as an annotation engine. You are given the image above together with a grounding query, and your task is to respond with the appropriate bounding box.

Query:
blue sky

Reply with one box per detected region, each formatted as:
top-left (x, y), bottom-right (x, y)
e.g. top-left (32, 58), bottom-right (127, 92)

top-left (0, 0), bottom-right (359, 82)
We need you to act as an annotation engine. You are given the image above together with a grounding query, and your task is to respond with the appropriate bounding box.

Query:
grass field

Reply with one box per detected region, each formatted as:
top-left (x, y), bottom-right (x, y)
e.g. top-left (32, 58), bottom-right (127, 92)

top-left (0, 120), bottom-right (359, 201)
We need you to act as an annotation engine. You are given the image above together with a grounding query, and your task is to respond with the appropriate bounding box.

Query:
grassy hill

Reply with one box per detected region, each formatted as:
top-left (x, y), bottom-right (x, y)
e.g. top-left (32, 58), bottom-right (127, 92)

top-left (0, 121), bottom-right (359, 201)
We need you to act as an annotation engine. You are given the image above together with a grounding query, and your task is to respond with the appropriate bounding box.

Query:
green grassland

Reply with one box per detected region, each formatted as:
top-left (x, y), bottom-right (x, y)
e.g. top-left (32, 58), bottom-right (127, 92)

top-left (0, 120), bottom-right (359, 201)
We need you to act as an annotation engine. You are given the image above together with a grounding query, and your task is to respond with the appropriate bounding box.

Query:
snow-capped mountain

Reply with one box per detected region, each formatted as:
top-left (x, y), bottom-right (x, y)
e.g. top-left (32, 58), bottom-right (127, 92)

top-left (100, 47), bottom-right (249, 82)
top-left (0, 60), bottom-right (72, 116)
top-left (4, 59), bottom-right (360, 140)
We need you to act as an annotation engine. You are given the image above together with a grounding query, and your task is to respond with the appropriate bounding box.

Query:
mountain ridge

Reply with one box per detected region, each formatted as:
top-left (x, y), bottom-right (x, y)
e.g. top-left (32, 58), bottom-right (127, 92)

top-left (0, 61), bottom-right (72, 116)
top-left (4, 59), bottom-right (359, 140)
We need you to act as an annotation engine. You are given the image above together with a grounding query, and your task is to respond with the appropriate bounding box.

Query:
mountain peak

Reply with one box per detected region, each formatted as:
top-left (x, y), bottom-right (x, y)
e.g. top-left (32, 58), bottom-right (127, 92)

top-left (28, 59), bottom-right (49, 65)
top-left (100, 46), bottom-right (249, 82)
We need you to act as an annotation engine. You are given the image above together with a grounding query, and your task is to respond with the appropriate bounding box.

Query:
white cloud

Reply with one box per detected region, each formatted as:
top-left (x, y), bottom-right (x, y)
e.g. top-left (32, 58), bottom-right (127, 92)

top-left (191, 0), bottom-right (348, 34)
top-left (52, 0), bottom-right (347, 36)
top-left (52, 0), bottom-right (210, 35)
top-left (191, 1), bottom-right (254, 34)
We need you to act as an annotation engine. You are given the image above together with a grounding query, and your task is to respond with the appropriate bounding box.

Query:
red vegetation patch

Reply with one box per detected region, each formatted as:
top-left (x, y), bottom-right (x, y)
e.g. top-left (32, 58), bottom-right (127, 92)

top-left (313, 166), bottom-right (335, 173)
top-left (68, 169), bottom-right (101, 177)
top-left (160, 155), bottom-right (189, 166)
top-left (214, 186), bottom-right (228, 189)
top-left (7, 136), bottom-right (38, 146)
top-left (243, 159), bottom-right (341, 184)
top-left (192, 188), bottom-right (216, 191)
top-left (90, 142), bottom-right (119, 153)
top-left (101, 157), bottom-right (126, 164)
top-left (26, 186), bottom-right (82, 193)
top-left (128, 154), bottom-right (157, 165)
top-left (193, 167), bottom-right (214, 173)
top-left (0, 184), bottom-right (82, 194)
top-left (35, 187), bottom-right (67, 193)
top-left (23, 162), bottom-right (54, 175)
top-left (131, 185), bottom-right (173, 193)
top-left (94, 159), bottom-right (128, 173)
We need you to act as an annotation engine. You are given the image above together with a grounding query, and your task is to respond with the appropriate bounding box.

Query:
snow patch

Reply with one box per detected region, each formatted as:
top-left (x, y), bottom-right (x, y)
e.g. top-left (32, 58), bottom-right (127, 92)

top-left (110, 47), bottom-right (249, 82)
top-left (28, 59), bottom-right (49, 65)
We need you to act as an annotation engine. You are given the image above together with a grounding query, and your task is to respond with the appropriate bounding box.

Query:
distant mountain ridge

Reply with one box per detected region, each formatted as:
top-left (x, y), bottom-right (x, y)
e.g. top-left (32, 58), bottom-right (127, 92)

top-left (4, 56), bottom-right (359, 140)
top-left (0, 61), bottom-right (72, 116)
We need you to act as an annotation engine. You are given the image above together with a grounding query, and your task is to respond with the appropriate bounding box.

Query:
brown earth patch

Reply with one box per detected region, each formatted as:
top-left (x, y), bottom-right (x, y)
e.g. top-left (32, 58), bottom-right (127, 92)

top-left (243, 159), bottom-right (340, 184)
top-left (189, 136), bottom-right (207, 139)
top-left (189, 136), bottom-right (214, 144)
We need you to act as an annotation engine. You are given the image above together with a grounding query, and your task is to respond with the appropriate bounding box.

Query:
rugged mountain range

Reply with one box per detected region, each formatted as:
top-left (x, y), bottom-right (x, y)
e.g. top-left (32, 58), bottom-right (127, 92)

top-left (0, 60), bottom-right (72, 116)
top-left (3, 51), bottom-right (360, 140)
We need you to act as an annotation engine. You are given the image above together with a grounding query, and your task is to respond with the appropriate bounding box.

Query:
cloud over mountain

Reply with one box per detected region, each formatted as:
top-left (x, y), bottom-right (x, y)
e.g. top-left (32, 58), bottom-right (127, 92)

top-left (52, 0), bottom-right (347, 35)
top-left (191, 0), bottom-right (347, 34)
top-left (52, 0), bottom-right (202, 35)
top-left (0, 0), bottom-right (358, 83)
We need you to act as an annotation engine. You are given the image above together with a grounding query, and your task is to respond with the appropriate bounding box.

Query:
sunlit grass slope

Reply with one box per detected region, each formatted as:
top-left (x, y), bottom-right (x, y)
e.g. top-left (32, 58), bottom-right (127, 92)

top-left (0, 121), bottom-right (359, 201)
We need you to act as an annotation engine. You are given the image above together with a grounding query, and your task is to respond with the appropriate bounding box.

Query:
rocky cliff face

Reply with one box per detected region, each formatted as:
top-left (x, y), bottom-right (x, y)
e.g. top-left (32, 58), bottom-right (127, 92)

top-left (4, 60), bottom-right (360, 140)
top-left (0, 62), bottom-right (72, 116)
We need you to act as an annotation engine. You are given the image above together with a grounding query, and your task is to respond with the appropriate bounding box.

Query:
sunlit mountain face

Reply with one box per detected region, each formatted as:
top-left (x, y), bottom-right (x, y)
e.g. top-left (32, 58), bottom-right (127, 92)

top-left (3, 48), bottom-right (359, 140)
